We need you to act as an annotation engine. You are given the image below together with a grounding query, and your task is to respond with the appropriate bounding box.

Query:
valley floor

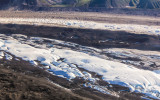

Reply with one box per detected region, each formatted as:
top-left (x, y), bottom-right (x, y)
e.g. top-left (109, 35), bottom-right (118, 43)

top-left (0, 11), bottom-right (160, 36)
top-left (0, 11), bottom-right (160, 100)
top-left (0, 11), bottom-right (160, 26)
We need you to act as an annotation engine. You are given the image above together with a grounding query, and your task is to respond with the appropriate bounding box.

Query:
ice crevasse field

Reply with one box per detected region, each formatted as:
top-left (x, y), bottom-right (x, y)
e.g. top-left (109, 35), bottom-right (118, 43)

top-left (0, 34), bottom-right (160, 99)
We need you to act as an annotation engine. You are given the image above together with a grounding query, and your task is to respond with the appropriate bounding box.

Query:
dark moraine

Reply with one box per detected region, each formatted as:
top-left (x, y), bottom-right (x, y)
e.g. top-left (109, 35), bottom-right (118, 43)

top-left (0, 23), bottom-right (160, 51)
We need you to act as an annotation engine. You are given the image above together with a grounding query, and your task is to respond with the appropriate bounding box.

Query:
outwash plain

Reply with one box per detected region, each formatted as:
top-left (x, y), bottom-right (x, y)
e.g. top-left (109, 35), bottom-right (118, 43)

top-left (0, 10), bottom-right (160, 100)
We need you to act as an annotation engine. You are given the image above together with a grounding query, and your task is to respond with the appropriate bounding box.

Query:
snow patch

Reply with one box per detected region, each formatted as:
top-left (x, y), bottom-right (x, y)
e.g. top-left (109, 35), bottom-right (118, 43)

top-left (0, 18), bottom-right (160, 35)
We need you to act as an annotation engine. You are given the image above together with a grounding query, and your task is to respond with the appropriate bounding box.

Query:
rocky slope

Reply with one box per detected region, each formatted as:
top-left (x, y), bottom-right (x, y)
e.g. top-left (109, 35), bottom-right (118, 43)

top-left (89, 0), bottom-right (138, 8)
top-left (137, 0), bottom-right (160, 9)
top-left (0, 0), bottom-right (160, 9)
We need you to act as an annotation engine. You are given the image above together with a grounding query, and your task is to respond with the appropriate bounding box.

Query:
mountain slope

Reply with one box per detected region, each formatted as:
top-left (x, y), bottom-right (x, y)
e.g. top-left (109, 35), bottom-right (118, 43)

top-left (0, 0), bottom-right (160, 9)
top-left (129, 0), bottom-right (139, 6)
top-left (137, 0), bottom-right (160, 9)
top-left (89, 0), bottom-right (132, 8)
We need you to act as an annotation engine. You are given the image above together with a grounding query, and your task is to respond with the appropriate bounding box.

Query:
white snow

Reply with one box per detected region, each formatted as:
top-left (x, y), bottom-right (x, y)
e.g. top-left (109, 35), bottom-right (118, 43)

top-left (0, 18), bottom-right (160, 35)
top-left (0, 51), bottom-right (4, 59)
top-left (0, 34), bottom-right (160, 99)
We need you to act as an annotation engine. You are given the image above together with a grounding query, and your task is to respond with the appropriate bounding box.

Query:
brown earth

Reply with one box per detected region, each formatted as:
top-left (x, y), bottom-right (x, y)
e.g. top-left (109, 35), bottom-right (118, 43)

top-left (0, 11), bottom-right (160, 26)
top-left (0, 64), bottom-right (84, 100)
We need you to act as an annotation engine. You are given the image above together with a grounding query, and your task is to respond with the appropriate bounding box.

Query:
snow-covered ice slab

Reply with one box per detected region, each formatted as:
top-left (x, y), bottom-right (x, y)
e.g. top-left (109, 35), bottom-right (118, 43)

top-left (0, 18), bottom-right (160, 35)
top-left (0, 51), bottom-right (4, 59)
top-left (0, 35), bottom-right (160, 99)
